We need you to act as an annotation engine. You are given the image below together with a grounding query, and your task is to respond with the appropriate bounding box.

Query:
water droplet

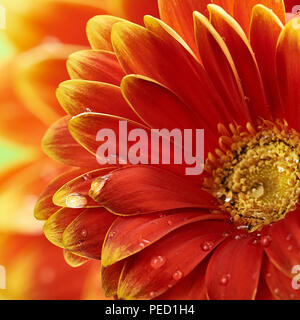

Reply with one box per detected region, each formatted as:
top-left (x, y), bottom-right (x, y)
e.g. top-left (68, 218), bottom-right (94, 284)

top-left (277, 165), bottom-right (285, 173)
top-left (266, 272), bottom-right (272, 278)
top-left (234, 234), bottom-right (241, 240)
top-left (172, 270), bottom-right (183, 281)
top-left (287, 245), bottom-right (293, 251)
top-left (251, 185), bottom-right (264, 198)
top-left (85, 107), bottom-right (92, 112)
top-left (260, 235), bottom-right (272, 247)
top-left (139, 239), bottom-right (150, 248)
top-left (81, 229), bottom-right (88, 238)
top-left (274, 288), bottom-right (280, 295)
top-left (149, 291), bottom-right (157, 298)
top-left (90, 175), bottom-right (111, 196)
top-left (286, 234), bottom-right (292, 241)
top-left (201, 241), bottom-right (214, 251)
top-left (244, 96), bottom-right (250, 103)
top-left (220, 274), bottom-right (231, 285)
top-left (150, 256), bottom-right (166, 269)
top-left (167, 220), bottom-right (173, 226)
top-left (65, 193), bottom-right (87, 208)
top-left (108, 231), bottom-right (116, 239)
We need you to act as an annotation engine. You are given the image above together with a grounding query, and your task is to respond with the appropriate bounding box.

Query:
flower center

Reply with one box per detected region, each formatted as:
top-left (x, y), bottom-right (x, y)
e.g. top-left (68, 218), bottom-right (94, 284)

top-left (205, 121), bottom-right (300, 232)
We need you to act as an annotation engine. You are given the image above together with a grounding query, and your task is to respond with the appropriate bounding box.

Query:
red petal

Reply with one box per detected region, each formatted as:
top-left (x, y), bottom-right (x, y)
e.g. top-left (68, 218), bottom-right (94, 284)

top-left (206, 236), bottom-right (263, 300)
top-left (53, 168), bottom-right (115, 209)
top-left (101, 260), bottom-right (125, 297)
top-left (42, 116), bottom-right (99, 168)
top-left (264, 210), bottom-right (300, 277)
top-left (89, 165), bottom-right (217, 215)
top-left (43, 207), bottom-right (85, 248)
top-left (67, 50), bottom-right (125, 86)
top-left (34, 168), bottom-right (88, 220)
top-left (62, 208), bottom-right (116, 259)
top-left (56, 79), bottom-right (138, 120)
top-left (233, 0), bottom-right (286, 35)
top-left (194, 11), bottom-right (250, 125)
top-left (102, 210), bottom-right (228, 266)
top-left (68, 113), bottom-right (186, 175)
top-left (121, 75), bottom-right (205, 129)
top-left (208, 4), bottom-right (270, 121)
top-left (121, 0), bottom-right (159, 25)
top-left (158, 0), bottom-right (211, 54)
top-left (250, 5), bottom-right (284, 118)
top-left (156, 260), bottom-right (208, 300)
top-left (264, 258), bottom-right (300, 300)
top-left (118, 220), bottom-right (229, 299)
top-left (112, 21), bottom-right (231, 131)
top-left (276, 18), bottom-right (300, 131)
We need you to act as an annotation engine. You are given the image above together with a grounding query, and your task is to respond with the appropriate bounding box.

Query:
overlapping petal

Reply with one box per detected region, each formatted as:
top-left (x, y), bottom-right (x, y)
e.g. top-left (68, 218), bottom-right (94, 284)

top-left (206, 236), bottom-right (263, 300)
top-left (89, 165), bottom-right (217, 215)
top-left (102, 210), bottom-right (228, 266)
top-left (118, 221), bottom-right (229, 299)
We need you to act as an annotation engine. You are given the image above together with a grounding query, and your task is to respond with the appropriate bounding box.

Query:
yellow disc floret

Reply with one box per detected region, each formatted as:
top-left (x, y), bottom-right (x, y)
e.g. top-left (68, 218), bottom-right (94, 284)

top-left (205, 120), bottom-right (300, 232)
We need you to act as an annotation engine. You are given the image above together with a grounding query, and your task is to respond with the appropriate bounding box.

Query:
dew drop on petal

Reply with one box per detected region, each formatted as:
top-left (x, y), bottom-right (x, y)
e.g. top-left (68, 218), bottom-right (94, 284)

top-left (149, 291), bottom-right (157, 298)
top-left (81, 229), bottom-right (88, 238)
top-left (287, 245), bottom-right (293, 251)
top-left (274, 288), bottom-right (280, 295)
top-left (172, 270), bottom-right (183, 281)
top-left (150, 256), bottom-right (166, 269)
top-left (260, 235), bottom-right (272, 247)
top-left (65, 193), bottom-right (87, 208)
top-left (220, 274), bottom-right (231, 285)
top-left (201, 240), bottom-right (214, 251)
top-left (286, 233), bottom-right (292, 241)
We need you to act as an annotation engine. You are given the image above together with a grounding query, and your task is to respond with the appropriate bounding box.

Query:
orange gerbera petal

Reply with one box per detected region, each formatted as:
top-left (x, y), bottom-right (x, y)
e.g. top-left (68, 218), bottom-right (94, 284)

top-left (63, 249), bottom-right (88, 268)
top-left (42, 116), bottom-right (99, 168)
top-left (86, 15), bottom-right (126, 51)
top-left (158, 0), bottom-right (211, 53)
top-left (264, 259), bottom-right (300, 300)
top-left (118, 221), bottom-right (229, 300)
top-left (276, 18), bottom-right (300, 131)
top-left (208, 4), bottom-right (270, 121)
top-left (120, 0), bottom-right (159, 25)
top-left (62, 208), bottom-right (116, 260)
top-left (56, 79), bottom-right (139, 120)
top-left (233, 0), bottom-right (286, 35)
top-left (102, 210), bottom-right (228, 266)
top-left (250, 5), bottom-right (284, 118)
top-left (264, 210), bottom-right (300, 277)
top-left (111, 21), bottom-right (233, 132)
top-left (34, 168), bottom-right (89, 220)
top-left (67, 50), bottom-right (125, 85)
top-left (206, 236), bottom-right (264, 300)
top-left (194, 11), bottom-right (250, 125)
top-left (53, 168), bottom-right (114, 208)
top-left (121, 75), bottom-right (205, 130)
top-left (43, 207), bottom-right (85, 248)
top-left (89, 166), bottom-right (217, 215)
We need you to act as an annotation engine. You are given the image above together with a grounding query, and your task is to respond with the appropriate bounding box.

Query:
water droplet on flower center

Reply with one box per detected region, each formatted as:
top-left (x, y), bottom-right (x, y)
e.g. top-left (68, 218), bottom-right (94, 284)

top-left (172, 270), bottom-right (183, 281)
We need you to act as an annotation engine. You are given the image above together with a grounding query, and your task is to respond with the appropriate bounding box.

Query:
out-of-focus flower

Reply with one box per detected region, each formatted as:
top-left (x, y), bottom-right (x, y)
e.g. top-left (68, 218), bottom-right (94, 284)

top-left (0, 0), bottom-right (157, 299)
top-left (0, 232), bottom-right (106, 299)
top-left (37, 0), bottom-right (300, 300)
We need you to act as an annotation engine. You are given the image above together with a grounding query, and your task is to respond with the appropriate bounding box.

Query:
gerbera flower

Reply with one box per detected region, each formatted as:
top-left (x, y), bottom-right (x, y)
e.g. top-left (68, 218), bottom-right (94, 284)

top-left (37, 0), bottom-right (300, 300)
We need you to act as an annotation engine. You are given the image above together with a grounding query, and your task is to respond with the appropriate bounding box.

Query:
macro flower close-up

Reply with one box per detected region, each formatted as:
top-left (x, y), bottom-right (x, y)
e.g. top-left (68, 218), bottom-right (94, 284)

top-left (1, 0), bottom-right (300, 302)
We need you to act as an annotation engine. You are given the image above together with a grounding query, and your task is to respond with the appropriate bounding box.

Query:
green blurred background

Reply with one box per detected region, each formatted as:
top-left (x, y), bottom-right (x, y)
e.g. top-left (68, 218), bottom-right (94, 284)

top-left (0, 33), bottom-right (27, 169)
